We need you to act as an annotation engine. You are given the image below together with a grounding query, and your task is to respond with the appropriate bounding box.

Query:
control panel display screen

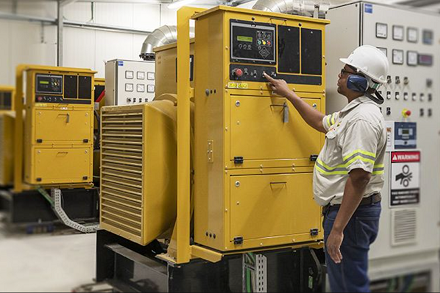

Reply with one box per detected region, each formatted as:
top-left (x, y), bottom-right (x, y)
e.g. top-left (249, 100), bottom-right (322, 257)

top-left (230, 20), bottom-right (276, 64)
top-left (36, 74), bottom-right (63, 94)
top-left (237, 36), bottom-right (253, 42)
top-left (418, 54), bottom-right (433, 66)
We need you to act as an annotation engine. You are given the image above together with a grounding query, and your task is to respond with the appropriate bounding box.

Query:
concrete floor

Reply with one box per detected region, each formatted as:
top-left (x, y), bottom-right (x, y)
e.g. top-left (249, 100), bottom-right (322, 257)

top-left (0, 226), bottom-right (96, 292)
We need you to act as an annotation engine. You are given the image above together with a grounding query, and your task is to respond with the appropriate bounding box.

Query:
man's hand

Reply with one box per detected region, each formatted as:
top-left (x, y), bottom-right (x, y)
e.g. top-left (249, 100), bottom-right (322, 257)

top-left (263, 72), bottom-right (293, 97)
top-left (326, 229), bottom-right (344, 264)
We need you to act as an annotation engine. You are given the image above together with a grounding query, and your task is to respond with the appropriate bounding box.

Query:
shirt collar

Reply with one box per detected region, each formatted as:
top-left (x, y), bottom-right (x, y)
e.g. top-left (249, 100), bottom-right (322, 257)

top-left (340, 95), bottom-right (376, 114)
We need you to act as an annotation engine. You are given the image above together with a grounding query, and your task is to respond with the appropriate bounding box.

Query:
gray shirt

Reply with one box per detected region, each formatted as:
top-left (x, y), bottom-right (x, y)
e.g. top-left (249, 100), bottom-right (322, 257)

top-left (313, 96), bottom-right (387, 206)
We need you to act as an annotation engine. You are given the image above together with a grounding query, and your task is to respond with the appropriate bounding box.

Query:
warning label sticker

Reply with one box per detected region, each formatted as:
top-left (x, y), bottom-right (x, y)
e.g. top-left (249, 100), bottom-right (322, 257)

top-left (390, 151), bottom-right (420, 206)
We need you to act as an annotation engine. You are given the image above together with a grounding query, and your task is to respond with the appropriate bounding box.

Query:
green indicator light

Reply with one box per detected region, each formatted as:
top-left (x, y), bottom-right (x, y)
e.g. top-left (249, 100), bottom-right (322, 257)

top-left (40, 81), bottom-right (49, 85)
top-left (237, 36), bottom-right (253, 42)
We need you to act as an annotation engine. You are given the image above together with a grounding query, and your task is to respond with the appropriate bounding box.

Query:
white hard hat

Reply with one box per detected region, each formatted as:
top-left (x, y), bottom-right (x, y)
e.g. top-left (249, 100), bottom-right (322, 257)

top-left (340, 45), bottom-right (389, 85)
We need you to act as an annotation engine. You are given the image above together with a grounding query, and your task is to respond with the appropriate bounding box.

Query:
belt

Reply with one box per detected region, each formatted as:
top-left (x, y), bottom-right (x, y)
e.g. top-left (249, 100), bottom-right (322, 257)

top-left (326, 193), bottom-right (381, 211)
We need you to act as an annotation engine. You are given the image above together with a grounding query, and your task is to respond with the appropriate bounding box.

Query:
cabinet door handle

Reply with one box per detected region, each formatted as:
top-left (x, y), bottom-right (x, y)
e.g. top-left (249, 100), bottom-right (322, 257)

top-left (270, 102), bottom-right (289, 123)
top-left (58, 113), bottom-right (70, 123)
top-left (270, 181), bottom-right (287, 185)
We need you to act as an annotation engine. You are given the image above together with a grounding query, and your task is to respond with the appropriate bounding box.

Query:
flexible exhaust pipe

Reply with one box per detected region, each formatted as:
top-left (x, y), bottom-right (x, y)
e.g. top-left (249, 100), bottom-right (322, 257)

top-left (253, 0), bottom-right (330, 18)
top-left (140, 25), bottom-right (195, 60)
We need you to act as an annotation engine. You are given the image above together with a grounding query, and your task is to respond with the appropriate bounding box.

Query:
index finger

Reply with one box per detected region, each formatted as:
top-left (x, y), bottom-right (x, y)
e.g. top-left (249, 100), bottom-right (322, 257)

top-left (263, 72), bottom-right (275, 82)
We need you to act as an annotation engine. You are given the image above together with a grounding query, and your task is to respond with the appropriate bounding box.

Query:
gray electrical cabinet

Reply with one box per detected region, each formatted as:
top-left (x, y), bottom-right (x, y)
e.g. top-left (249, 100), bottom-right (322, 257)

top-left (327, 2), bottom-right (440, 291)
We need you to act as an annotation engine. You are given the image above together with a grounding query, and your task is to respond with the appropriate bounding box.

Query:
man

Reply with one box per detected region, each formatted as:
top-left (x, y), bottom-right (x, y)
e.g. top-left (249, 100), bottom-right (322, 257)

top-left (264, 45), bottom-right (389, 292)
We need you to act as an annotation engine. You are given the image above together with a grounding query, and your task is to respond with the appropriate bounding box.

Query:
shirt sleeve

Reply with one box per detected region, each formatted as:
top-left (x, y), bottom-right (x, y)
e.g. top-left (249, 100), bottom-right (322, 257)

top-left (338, 119), bottom-right (379, 173)
top-left (322, 112), bottom-right (339, 132)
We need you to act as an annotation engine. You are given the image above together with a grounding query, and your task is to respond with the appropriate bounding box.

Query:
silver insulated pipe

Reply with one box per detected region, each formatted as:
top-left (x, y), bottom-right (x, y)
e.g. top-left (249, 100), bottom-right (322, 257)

top-left (253, 0), bottom-right (330, 18)
top-left (140, 25), bottom-right (178, 61)
top-left (140, 25), bottom-right (195, 60)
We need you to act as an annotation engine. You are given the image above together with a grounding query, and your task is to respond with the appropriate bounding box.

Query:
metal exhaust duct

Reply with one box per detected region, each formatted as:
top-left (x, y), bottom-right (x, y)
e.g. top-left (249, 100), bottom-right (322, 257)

top-left (139, 25), bottom-right (195, 61)
top-left (252, 0), bottom-right (330, 18)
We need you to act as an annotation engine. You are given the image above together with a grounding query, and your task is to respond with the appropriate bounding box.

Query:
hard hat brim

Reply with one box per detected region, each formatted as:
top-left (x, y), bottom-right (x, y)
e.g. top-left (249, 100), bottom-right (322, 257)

top-left (339, 58), bottom-right (386, 84)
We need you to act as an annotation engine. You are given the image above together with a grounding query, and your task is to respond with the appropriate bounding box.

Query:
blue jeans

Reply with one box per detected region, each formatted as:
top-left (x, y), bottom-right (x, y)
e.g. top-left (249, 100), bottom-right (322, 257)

top-left (323, 202), bottom-right (381, 292)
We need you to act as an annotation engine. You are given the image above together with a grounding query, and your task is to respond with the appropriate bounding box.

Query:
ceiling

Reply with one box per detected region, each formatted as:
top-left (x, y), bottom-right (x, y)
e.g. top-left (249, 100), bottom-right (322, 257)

top-left (5, 0), bottom-right (440, 13)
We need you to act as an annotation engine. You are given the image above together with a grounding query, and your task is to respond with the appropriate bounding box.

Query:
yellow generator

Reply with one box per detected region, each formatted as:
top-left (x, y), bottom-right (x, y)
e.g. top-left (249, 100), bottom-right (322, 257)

top-left (97, 6), bottom-right (329, 292)
top-left (0, 86), bottom-right (15, 186)
top-left (16, 66), bottom-right (94, 188)
top-left (0, 66), bottom-right (99, 231)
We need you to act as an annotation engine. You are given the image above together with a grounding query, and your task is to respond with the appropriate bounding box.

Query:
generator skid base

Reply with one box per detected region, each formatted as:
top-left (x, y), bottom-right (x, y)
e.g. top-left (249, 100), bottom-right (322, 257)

top-left (96, 230), bottom-right (326, 292)
top-left (0, 187), bottom-right (99, 229)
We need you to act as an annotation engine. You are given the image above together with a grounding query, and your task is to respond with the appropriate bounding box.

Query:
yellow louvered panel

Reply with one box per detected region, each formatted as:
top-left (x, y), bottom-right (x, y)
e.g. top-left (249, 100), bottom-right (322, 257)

top-left (101, 107), bottom-right (144, 242)
top-left (100, 102), bottom-right (178, 246)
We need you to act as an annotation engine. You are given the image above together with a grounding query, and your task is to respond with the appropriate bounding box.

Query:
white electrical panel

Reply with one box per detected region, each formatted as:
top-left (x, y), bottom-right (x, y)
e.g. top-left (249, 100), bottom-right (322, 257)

top-left (105, 59), bottom-right (156, 106)
top-left (327, 2), bottom-right (440, 290)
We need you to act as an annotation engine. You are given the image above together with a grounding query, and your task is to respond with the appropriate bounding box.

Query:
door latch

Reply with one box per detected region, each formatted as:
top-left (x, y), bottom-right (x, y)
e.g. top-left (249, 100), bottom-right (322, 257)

top-left (283, 102), bottom-right (289, 123)
top-left (270, 102), bottom-right (289, 123)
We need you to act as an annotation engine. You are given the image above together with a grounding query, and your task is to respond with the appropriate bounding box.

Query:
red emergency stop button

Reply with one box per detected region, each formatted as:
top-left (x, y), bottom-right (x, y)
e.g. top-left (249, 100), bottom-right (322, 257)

top-left (402, 108), bottom-right (411, 118)
top-left (233, 68), bottom-right (243, 78)
top-left (37, 96), bottom-right (43, 102)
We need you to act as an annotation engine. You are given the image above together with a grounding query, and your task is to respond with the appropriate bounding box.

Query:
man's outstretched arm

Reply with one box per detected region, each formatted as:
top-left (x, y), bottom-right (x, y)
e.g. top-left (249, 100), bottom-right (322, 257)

top-left (264, 72), bottom-right (326, 133)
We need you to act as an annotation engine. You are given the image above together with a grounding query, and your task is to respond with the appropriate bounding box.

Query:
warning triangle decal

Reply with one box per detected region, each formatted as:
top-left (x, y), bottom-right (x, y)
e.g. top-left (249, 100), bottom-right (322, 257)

top-left (393, 154), bottom-right (397, 160)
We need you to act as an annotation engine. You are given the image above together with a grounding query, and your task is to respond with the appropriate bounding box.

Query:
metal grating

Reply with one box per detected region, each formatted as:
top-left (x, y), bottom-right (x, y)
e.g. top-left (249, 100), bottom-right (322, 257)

top-left (101, 109), bottom-right (144, 240)
top-left (392, 208), bottom-right (417, 246)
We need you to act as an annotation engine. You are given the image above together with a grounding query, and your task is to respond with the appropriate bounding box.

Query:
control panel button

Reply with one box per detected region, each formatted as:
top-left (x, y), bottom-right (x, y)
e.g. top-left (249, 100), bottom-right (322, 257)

top-left (403, 92), bottom-right (408, 100)
top-left (395, 92), bottom-right (400, 100)
top-left (386, 107), bottom-right (391, 116)
top-left (420, 108), bottom-right (424, 117)
top-left (233, 68), bottom-right (244, 78)
top-left (395, 76), bottom-right (401, 84)
top-left (428, 109), bottom-right (432, 117)
top-left (387, 75), bottom-right (392, 84)
top-left (412, 93), bottom-right (417, 101)
top-left (387, 91), bottom-right (391, 100)
top-left (402, 108), bottom-right (411, 118)
top-left (420, 93), bottom-right (424, 102)
top-left (428, 93), bottom-right (432, 101)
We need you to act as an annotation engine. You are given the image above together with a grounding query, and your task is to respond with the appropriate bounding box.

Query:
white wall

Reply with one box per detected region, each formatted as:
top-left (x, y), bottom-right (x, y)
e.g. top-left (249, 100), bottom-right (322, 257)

top-left (62, 2), bottom-right (162, 78)
top-left (0, 1), bottom-right (57, 85)
top-left (0, 1), bottom-right (169, 84)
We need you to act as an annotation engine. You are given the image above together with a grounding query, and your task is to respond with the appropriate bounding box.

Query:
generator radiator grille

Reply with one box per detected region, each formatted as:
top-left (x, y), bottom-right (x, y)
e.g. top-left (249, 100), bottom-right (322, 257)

top-left (101, 109), bottom-right (144, 241)
top-left (391, 209), bottom-right (417, 246)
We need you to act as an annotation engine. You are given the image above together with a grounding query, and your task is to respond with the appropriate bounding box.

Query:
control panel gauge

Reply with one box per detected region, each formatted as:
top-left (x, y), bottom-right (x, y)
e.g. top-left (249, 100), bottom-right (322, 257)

top-left (125, 70), bottom-right (134, 79)
top-left (407, 27), bottom-right (418, 43)
top-left (137, 84), bottom-right (145, 92)
top-left (392, 49), bottom-right (404, 64)
top-left (407, 51), bottom-right (418, 66)
top-left (137, 71), bottom-right (145, 80)
top-left (147, 84), bottom-right (155, 93)
top-left (376, 23), bottom-right (388, 38)
top-left (125, 83), bottom-right (134, 92)
top-left (393, 25), bottom-right (404, 41)
top-left (423, 29), bottom-right (433, 45)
